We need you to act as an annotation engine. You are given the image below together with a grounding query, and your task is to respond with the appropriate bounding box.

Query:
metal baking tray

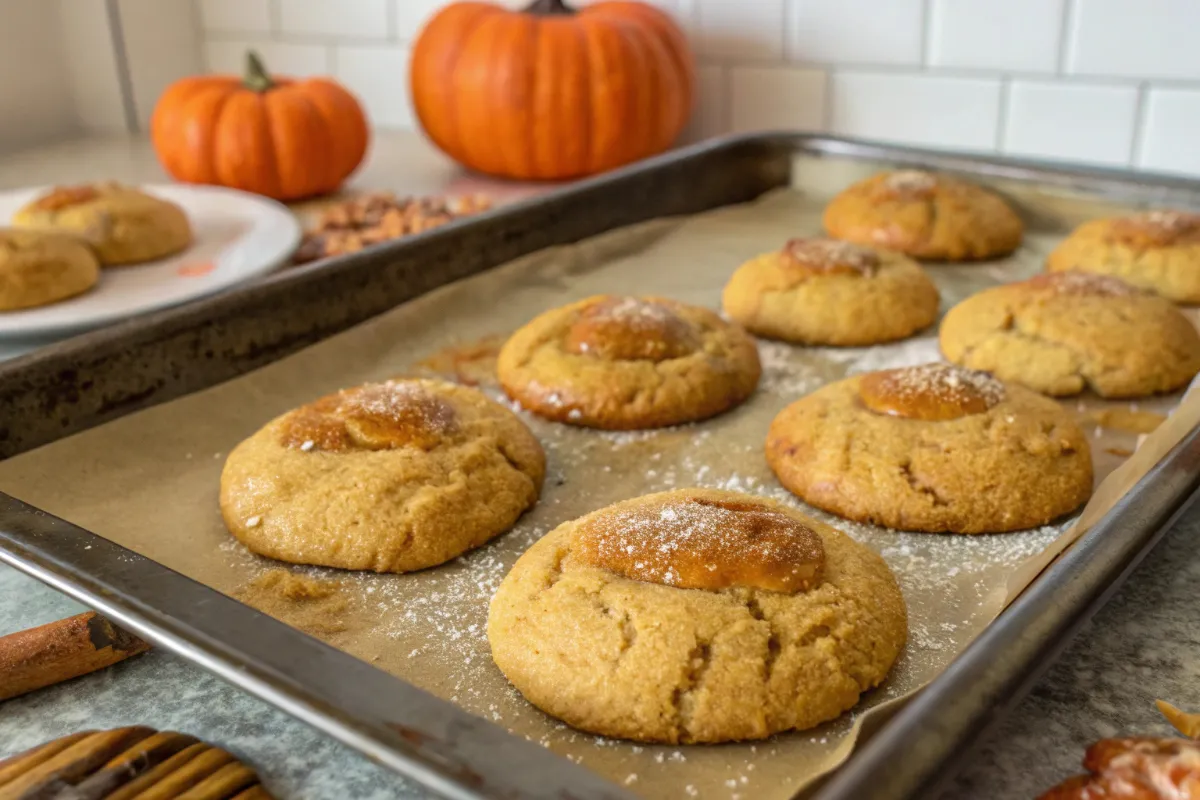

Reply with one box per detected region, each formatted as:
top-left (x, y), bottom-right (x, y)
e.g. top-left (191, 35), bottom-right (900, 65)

top-left (2, 133), bottom-right (1200, 800)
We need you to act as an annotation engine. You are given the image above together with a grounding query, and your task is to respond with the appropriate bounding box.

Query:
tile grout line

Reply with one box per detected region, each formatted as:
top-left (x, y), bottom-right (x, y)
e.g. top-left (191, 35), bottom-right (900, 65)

top-left (1128, 82), bottom-right (1151, 168)
top-left (1056, 0), bottom-right (1075, 76)
top-left (994, 76), bottom-right (1011, 154)
top-left (104, 0), bottom-right (140, 135)
top-left (920, 0), bottom-right (933, 69)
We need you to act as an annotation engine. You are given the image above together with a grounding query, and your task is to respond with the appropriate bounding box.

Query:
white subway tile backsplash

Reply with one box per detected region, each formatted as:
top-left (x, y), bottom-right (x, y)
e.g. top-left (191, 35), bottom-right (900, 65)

top-left (198, 0), bottom-right (271, 34)
top-left (335, 45), bottom-right (413, 129)
top-left (394, 0), bottom-right (445, 41)
top-left (1068, 0), bottom-right (1200, 79)
top-left (928, 0), bottom-right (1062, 73)
top-left (204, 40), bottom-right (330, 77)
top-left (730, 66), bottom-right (826, 133)
top-left (1138, 89), bottom-right (1200, 177)
top-left (1002, 81), bottom-right (1137, 166)
top-left (831, 72), bottom-right (1002, 150)
top-left (189, 0), bottom-right (1200, 170)
top-left (695, 0), bottom-right (784, 60)
top-left (683, 65), bottom-right (728, 143)
top-left (789, 0), bottom-right (923, 66)
top-left (279, 0), bottom-right (390, 40)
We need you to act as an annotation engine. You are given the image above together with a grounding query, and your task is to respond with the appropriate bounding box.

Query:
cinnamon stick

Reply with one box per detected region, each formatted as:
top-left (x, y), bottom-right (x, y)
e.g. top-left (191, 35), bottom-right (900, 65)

top-left (0, 612), bottom-right (150, 701)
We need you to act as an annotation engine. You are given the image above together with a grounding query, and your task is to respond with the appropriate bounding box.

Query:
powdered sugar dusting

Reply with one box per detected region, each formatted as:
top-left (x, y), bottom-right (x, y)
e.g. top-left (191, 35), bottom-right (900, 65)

top-left (884, 170), bottom-right (937, 193)
top-left (1032, 271), bottom-right (1137, 297)
top-left (877, 363), bottom-right (1005, 409)
top-left (783, 238), bottom-right (880, 275)
top-left (1136, 209), bottom-right (1198, 232)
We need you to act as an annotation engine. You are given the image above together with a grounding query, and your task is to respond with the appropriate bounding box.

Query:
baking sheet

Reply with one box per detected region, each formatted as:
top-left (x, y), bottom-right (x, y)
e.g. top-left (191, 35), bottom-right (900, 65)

top-left (1, 154), bottom-right (1197, 800)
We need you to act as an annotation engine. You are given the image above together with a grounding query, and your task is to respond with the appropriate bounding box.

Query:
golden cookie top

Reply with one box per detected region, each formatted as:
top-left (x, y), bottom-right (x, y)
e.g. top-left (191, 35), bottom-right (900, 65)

top-left (563, 296), bottom-right (701, 361)
top-left (780, 238), bottom-right (882, 277)
top-left (280, 381), bottom-right (459, 452)
top-left (822, 169), bottom-right (1023, 260)
top-left (24, 182), bottom-right (140, 213)
top-left (572, 490), bottom-right (825, 593)
top-left (1023, 271), bottom-right (1139, 297)
top-left (858, 363), bottom-right (1005, 421)
top-left (1107, 210), bottom-right (1200, 248)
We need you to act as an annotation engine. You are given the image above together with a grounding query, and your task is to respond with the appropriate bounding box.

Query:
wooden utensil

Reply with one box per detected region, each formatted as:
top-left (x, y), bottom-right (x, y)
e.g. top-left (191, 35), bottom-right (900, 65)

top-left (0, 726), bottom-right (274, 799)
top-left (0, 612), bottom-right (150, 701)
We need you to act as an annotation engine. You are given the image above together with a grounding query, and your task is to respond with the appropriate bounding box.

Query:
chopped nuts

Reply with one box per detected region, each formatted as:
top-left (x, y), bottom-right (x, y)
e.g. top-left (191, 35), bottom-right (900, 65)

top-left (292, 193), bottom-right (492, 265)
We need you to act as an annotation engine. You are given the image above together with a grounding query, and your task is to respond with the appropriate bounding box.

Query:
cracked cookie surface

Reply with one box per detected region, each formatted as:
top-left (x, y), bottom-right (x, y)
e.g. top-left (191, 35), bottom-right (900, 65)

top-left (940, 271), bottom-right (1200, 398)
top-left (496, 295), bottom-right (761, 430)
top-left (766, 365), bottom-right (1093, 533)
top-left (13, 182), bottom-right (191, 266)
top-left (822, 170), bottom-right (1023, 261)
top-left (487, 488), bottom-right (907, 743)
top-left (722, 238), bottom-right (940, 345)
top-left (1046, 210), bottom-right (1200, 303)
top-left (220, 379), bottom-right (545, 572)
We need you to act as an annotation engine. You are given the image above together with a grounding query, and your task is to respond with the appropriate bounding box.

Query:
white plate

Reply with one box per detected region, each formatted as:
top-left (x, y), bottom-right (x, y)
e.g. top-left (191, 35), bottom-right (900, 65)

top-left (0, 184), bottom-right (300, 339)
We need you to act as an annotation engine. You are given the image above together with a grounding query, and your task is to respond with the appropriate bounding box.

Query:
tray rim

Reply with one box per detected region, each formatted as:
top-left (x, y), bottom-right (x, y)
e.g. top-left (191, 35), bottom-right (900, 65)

top-left (2, 131), bottom-right (1200, 800)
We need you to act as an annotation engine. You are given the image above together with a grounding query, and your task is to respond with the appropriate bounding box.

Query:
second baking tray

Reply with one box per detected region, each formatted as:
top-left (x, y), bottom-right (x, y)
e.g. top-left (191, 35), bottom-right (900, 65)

top-left (2, 134), bottom-right (1200, 800)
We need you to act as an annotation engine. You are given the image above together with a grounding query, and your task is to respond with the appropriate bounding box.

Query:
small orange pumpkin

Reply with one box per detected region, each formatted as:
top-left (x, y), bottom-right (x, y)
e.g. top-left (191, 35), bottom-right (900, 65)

top-left (151, 52), bottom-right (369, 202)
top-left (411, 0), bottom-right (694, 181)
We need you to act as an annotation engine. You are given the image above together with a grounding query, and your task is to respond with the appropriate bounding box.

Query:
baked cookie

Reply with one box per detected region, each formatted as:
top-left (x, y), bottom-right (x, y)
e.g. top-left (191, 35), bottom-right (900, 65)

top-left (941, 271), bottom-right (1200, 398)
top-left (823, 170), bottom-right (1023, 261)
top-left (766, 363), bottom-right (1092, 533)
top-left (488, 488), bottom-right (907, 743)
top-left (722, 237), bottom-right (940, 345)
top-left (496, 295), bottom-right (761, 430)
top-left (13, 183), bottom-right (191, 266)
top-left (220, 379), bottom-right (545, 572)
top-left (1046, 210), bottom-right (1200, 303)
top-left (0, 228), bottom-right (99, 311)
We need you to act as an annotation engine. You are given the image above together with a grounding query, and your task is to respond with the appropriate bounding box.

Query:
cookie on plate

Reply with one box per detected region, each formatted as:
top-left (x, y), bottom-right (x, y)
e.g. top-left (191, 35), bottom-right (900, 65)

top-left (1046, 210), bottom-right (1200, 303)
top-left (0, 228), bottom-right (99, 311)
top-left (941, 271), bottom-right (1200, 398)
top-left (722, 237), bottom-right (940, 345)
top-left (822, 170), bottom-right (1023, 261)
top-left (766, 363), bottom-right (1092, 533)
top-left (496, 295), bottom-right (761, 430)
top-left (488, 488), bottom-right (907, 744)
top-left (13, 182), bottom-right (191, 266)
top-left (220, 379), bottom-right (545, 573)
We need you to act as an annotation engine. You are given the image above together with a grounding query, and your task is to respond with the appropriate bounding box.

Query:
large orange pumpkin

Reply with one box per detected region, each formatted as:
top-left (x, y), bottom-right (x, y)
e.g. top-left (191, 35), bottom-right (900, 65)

top-left (411, 0), bottom-right (694, 181)
top-left (151, 53), bottom-right (369, 202)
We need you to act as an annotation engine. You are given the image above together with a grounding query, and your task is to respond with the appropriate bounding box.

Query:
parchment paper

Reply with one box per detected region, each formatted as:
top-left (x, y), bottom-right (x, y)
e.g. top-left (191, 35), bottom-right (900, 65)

top-left (2, 154), bottom-right (1198, 800)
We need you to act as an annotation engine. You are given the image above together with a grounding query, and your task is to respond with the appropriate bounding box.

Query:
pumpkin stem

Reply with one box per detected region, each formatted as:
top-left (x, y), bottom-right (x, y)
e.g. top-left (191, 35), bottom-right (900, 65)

top-left (244, 50), bottom-right (274, 92)
top-left (524, 0), bottom-right (574, 14)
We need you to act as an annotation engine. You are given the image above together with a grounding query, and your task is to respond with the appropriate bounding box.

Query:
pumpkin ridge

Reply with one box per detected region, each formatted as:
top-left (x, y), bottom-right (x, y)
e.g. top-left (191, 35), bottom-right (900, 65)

top-left (291, 87), bottom-right (340, 195)
top-left (440, 7), bottom-right (500, 166)
top-left (205, 86), bottom-right (240, 188)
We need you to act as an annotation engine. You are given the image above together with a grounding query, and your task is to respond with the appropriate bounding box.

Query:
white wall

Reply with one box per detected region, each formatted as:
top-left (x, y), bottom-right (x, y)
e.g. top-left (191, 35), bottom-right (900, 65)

top-left (0, 0), bottom-right (78, 154)
top-left (197, 0), bottom-right (1200, 177)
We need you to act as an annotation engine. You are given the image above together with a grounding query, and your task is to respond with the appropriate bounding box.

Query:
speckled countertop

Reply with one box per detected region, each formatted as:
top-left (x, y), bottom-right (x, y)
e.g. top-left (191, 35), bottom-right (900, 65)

top-left (1, 134), bottom-right (1197, 799)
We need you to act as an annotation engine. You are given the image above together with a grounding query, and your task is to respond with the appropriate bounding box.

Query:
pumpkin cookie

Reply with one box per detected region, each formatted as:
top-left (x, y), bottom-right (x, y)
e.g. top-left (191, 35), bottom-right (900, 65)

top-left (722, 237), bottom-right (940, 345)
top-left (488, 488), bottom-right (907, 743)
top-left (496, 295), bottom-right (761, 430)
top-left (1046, 210), bottom-right (1200, 303)
top-left (941, 271), bottom-right (1200, 398)
top-left (822, 170), bottom-right (1023, 261)
top-left (0, 228), bottom-right (99, 311)
top-left (766, 364), bottom-right (1092, 533)
top-left (13, 182), bottom-right (191, 266)
top-left (220, 379), bottom-right (545, 573)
